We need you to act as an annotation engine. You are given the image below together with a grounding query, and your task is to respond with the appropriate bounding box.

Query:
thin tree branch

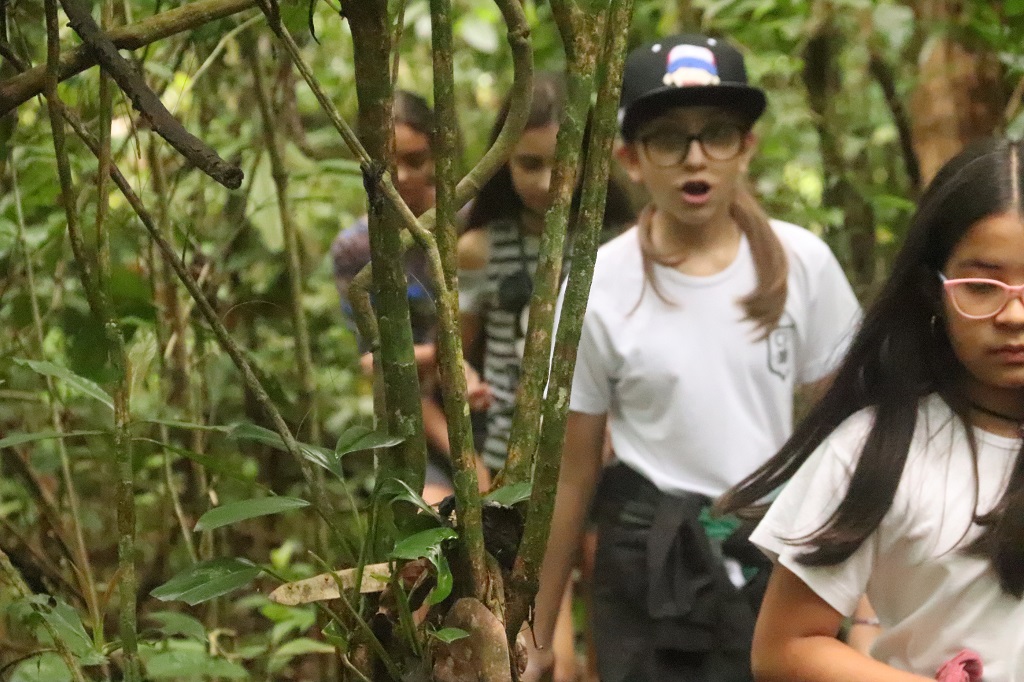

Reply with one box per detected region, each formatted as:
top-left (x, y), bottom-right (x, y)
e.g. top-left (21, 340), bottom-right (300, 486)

top-left (429, 0), bottom-right (487, 601)
top-left (257, 0), bottom-right (428, 243)
top-left (504, 0), bottom-right (635, 642)
top-left (342, 0), bottom-right (430, 497)
top-left (57, 0), bottom-right (243, 188)
top-left (250, 44), bottom-right (327, 555)
top-left (499, 0), bottom-right (602, 485)
top-left (0, 0), bottom-right (257, 116)
top-left (10, 154), bottom-right (103, 646)
top-left (55, 104), bottom-right (352, 559)
top-left (43, 0), bottom-right (140, 676)
top-left (868, 47), bottom-right (920, 194)
top-left (417, 0), bottom-right (533, 233)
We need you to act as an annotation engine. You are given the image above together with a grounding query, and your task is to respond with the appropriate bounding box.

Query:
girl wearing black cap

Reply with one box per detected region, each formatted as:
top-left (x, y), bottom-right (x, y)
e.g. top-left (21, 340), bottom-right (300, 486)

top-left (527, 35), bottom-right (860, 681)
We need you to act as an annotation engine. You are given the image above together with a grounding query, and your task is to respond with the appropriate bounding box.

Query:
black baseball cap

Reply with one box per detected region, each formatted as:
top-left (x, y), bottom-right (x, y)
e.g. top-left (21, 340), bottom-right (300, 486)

top-left (618, 34), bottom-right (767, 141)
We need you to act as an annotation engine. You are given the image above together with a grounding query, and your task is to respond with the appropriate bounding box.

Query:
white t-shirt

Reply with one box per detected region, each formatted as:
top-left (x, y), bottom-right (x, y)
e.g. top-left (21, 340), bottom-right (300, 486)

top-left (750, 394), bottom-right (1024, 680)
top-left (570, 220), bottom-right (859, 496)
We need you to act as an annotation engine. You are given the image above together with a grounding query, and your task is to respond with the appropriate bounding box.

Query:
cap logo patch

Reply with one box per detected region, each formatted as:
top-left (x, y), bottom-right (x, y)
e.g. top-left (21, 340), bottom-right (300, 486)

top-left (662, 44), bottom-right (721, 88)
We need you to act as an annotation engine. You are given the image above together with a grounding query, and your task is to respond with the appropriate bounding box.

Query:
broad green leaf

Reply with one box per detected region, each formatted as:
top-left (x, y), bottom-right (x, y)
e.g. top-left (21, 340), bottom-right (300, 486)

top-left (0, 430), bottom-right (105, 449)
top-left (246, 155), bottom-right (284, 253)
top-left (430, 627), bottom-right (470, 644)
top-left (145, 650), bottom-right (248, 679)
top-left (484, 482), bottom-right (532, 506)
top-left (146, 611), bottom-right (207, 642)
top-left (15, 359), bottom-right (113, 410)
top-left (380, 477), bottom-right (443, 523)
top-left (34, 599), bottom-right (105, 666)
top-left (427, 553), bottom-right (453, 606)
top-left (135, 438), bottom-right (268, 489)
top-left (151, 558), bottom-right (261, 606)
top-left (391, 527), bottom-right (457, 561)
top-left (228, 423), bottom-right (338, 477)
top-left (194, 497), bottom-right (310, 532)
top-left (391, 527), bottom-right (456, 606)
top-left (267, 637), bottom-right (335, 673)
top-left (10, 653), bottom-right (72, 682)
top-left (335, 424), bottom-right (404, 456)
top-left (1007, 0), bottom-right (1024, 16)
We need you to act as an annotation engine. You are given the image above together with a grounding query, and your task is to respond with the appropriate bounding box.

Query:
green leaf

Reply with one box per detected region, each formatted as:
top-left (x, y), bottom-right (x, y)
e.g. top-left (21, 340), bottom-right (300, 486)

top-left (151, 558), bottom-right (261, 606)
top-left (228, 422), bottom-right (339, 477)
top-left (10, 653), bottom-right (72, 682)
top-left (429, 627), bottom-right (470, 644)
top-left (427, 553), bottom-right (453, 605)
top-left (335, 424), bottom-right (404, 456)
top-left (194, 497), bottom-right (310, 532)
top-left (15, 359), bottom-right (113, 410)
top-left (391, 528), bottom-right (457, 606)
top-left (144, 650), bottom-right (248, 679)
top-left (1007, 0), bottom-right (1024, 16)
top-left (267, 637), bottom-right (335, 673)
top-left (140, 419), bottom-right (232, 433)
top-left (484, 481), bottom-right (532, 506)
top-left (322, 620), bottom-right (349, 654)
top-left (391, 527), bottom-right (457, 561)
top-left (36, 599), bottom-right (106, 666)
top-left (135, 438), bottom-right (268, 489)
top-left (380, 477), bottom-right (443, 523)
top-left (146, 611), bottom-right (207, 642)
top-left (0, 430), bottom-right (105, 449)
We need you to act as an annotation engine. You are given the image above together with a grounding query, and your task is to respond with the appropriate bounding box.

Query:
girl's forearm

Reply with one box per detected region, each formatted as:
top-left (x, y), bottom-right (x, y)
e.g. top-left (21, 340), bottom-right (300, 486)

top-left (532, 469), bottom-right (594, 646)
top-left (531, 412), bottom-right (605, 647)
top-left (754, 636), bottom-right (933, 682)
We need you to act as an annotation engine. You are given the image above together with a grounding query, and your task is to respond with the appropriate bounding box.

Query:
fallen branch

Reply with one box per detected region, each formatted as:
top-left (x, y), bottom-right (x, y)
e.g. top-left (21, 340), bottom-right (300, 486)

top-left (58, 0), bottom-right (243, 189)
top-left (0, 0), bottom-right (257, 117)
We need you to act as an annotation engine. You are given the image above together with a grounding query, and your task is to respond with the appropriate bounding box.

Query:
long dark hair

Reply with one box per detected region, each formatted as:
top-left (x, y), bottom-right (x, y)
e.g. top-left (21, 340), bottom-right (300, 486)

top-left (465, 72), bottom-right (634, 232)
top-left (393, 89), bottom-right (435, 143)
top-left (718, 137), bottom-right (1024, 597)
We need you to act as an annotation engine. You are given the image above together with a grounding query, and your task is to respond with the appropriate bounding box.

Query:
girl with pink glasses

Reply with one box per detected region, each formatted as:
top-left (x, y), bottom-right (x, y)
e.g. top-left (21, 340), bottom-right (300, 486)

top-left (720, 137), bottom-right (1024, 680)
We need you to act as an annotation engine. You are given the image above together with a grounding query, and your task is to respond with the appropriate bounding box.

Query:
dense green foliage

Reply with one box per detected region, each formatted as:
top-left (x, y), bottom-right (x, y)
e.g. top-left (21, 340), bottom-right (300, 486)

top-left (1, 0), bottom-right (1022, 679)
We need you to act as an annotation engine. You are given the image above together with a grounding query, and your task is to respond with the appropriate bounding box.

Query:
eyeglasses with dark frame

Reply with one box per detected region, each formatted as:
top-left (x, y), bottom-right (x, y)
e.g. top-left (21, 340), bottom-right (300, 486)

top-left (638, 122), bottom-right (747, 167)
top-left (939, 273), bottom-right (1024, 319)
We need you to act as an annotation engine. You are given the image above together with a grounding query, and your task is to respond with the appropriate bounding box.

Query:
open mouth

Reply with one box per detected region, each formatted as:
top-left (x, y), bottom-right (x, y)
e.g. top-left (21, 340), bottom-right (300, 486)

top-left (681, 180), bottom-right (711, 202)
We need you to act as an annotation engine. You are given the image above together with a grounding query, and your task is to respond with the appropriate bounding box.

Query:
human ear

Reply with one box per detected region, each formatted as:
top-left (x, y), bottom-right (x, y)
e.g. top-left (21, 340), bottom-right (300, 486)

top-left (616, 143), bottom-right (644, 184)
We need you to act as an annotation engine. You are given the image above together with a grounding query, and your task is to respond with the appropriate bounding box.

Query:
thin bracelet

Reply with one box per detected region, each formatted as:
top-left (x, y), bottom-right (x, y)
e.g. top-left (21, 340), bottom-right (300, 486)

top-left (851, 617), bottom-right (880, 627)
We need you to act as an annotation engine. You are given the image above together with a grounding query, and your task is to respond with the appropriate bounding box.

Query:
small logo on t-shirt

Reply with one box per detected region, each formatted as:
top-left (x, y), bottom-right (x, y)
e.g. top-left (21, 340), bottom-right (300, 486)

top-left (768, 314), bottom-right (796, 380)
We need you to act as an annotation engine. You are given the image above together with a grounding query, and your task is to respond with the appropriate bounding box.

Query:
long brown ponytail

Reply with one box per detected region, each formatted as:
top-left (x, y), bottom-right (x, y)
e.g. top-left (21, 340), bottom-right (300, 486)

top-left (635, 182), bottom-right (788, 336)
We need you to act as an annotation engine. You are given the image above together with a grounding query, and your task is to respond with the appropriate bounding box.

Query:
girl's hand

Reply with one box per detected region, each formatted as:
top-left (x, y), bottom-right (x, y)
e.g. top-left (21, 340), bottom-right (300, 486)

top-left (522, 643), bottom-right (555, 682)
top-left (464, 362), bottom-right (492, 411)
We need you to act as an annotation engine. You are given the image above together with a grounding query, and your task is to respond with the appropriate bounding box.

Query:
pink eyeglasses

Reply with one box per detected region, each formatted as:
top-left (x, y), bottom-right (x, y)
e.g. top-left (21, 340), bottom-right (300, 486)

top-left (940, 273), bottom-right (1024, 319)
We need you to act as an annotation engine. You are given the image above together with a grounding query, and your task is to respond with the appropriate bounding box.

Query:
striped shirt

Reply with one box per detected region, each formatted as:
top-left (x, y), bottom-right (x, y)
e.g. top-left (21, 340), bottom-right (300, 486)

top-left (462, 219), bottom-right (543, 470)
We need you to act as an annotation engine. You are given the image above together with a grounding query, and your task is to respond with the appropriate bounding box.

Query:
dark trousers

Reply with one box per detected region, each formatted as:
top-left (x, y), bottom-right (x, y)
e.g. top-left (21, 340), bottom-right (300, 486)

top-left (590, 465), bottom-right (762, 682)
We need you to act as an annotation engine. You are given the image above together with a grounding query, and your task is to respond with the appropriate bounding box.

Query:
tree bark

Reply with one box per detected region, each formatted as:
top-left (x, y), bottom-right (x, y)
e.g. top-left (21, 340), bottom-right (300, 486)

top-left (0, 0), bottom-right (257, 117)
top-left (906, 0), bottom-right (1008, 183)
top-left (342, 0), bottom-right (428, 492)
top-left (802, 8), bottom-right (876, 292)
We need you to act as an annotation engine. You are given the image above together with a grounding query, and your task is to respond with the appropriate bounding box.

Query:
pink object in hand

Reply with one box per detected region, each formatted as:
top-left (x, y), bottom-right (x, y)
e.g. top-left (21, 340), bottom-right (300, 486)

top-left (935, 650), bottom-right (983, 682)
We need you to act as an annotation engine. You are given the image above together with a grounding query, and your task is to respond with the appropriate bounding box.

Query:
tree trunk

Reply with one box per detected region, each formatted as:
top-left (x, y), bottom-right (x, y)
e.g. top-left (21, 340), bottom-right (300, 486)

top-left (907, 0), bottom-right (1008, 183)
